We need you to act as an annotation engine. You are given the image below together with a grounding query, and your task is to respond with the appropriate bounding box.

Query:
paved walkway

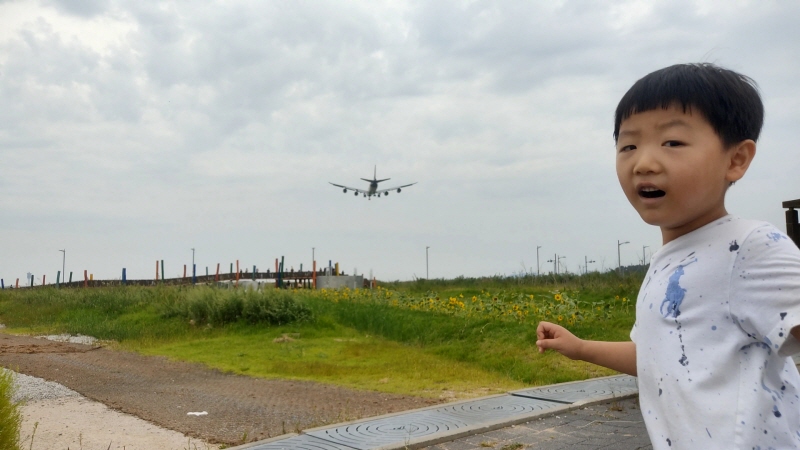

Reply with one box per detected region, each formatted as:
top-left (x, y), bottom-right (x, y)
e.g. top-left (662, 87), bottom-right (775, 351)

top-left (422, 397), bottom-right (650, 450)
top-left (231, 375), bottom-right (648, 450)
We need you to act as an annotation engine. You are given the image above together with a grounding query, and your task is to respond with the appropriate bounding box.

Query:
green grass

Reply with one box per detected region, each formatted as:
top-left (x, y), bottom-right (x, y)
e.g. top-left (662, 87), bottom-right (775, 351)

top-left (0, 370), bottom-right (21, 450)
top-left (0, 272), bottom-right (641, 399)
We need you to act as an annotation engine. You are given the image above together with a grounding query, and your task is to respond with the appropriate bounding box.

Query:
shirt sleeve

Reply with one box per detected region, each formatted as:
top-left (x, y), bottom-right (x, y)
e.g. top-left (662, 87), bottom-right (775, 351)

top-left (729, 224), bottom-right (800, 357)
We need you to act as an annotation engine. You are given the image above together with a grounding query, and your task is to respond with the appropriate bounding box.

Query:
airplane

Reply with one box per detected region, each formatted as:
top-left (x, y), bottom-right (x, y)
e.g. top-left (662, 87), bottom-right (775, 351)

top-left (329, 166), bottom-right (417, 200)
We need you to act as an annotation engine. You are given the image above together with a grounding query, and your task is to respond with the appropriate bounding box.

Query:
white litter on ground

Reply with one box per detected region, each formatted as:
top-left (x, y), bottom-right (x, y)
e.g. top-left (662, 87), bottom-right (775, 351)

top-left (187, 411), bottom-right (209, 416)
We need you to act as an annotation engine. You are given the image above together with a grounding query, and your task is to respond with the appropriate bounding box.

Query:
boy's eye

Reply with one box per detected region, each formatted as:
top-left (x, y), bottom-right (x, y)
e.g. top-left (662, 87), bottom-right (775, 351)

top-left (663, 140), bottom-right (684, 147)
top-left (618, 144), bottom-right (636, 153)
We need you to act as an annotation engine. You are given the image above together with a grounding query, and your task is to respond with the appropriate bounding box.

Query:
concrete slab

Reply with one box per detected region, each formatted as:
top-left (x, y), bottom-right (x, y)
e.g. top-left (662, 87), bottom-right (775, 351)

top-left (511, 375), bottom-right (637, 404)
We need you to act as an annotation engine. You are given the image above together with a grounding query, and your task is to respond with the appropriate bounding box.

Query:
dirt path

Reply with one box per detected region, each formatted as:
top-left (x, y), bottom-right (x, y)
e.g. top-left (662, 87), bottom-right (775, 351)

top-left (0, 333), bottom-right (439, 446)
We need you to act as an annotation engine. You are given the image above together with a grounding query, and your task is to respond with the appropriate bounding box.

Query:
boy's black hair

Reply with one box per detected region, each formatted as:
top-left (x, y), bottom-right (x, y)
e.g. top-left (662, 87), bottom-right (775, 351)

top-left (613, 63), bottom-right (764, 147)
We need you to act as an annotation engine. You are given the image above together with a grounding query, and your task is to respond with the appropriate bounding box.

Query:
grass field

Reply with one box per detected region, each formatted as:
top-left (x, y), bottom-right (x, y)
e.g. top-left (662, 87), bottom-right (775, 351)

top-left (0, 271), bottom-right (641, 399)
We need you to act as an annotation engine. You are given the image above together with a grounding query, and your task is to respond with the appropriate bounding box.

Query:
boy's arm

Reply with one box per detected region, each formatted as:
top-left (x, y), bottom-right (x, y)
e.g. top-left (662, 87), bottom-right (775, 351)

top-left (536, 321), bottom-right (637, 376)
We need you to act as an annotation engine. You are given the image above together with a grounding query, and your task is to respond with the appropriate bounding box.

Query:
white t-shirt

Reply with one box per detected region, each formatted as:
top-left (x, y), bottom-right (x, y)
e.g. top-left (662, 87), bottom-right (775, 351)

top-left (631, 215), bottom-right (800, 449)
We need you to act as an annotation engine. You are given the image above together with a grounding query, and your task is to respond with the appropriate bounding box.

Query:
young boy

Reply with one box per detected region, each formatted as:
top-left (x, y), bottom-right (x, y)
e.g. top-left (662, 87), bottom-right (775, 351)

top-left (536, 63), bottom-right (800, 449)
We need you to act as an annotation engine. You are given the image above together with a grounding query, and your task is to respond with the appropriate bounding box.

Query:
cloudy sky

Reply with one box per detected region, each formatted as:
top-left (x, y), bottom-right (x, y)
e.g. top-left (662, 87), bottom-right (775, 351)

top-left (1, 0), bottom-right (798, 284)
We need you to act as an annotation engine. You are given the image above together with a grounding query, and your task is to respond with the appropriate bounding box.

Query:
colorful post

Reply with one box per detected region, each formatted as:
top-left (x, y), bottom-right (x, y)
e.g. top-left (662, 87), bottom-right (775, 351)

top-left (83, 270), bottom-right (88, 287)
top-left (216, 263), bottom-right (220, 282)
top-left (57, 271), bottom-right (61, 287)
top-left (122, 268), bottom-right (127, 285)
top-left (335, 262), bottom-right (339, 276)
top-left (69, 272), bottom-right (73, 283)
top-left (192, 264), bottom-right (196, 285)
top-left (43, 274), bottom-right (46, 285)
top-left (160, 260), bottom-right (165, 283)
top-left (252, 265), bottom-right (256, 281)
top-left (183, 265), bottom-right (187, 279)
top-left (312, 260), bottom-right (316, 289)
top-left (1, 279), bottom-right (4, 289)
top-left (16, 278), bottom-right (19, 288)
top-left (235, 260), bottom-right (240, 286)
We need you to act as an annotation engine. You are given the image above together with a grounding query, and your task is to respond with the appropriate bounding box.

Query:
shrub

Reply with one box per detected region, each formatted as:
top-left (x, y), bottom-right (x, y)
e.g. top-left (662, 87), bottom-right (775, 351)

top-left (0, 370), bottom-right (21, 450)
top-left (162, 287), bottom-right (314, 326)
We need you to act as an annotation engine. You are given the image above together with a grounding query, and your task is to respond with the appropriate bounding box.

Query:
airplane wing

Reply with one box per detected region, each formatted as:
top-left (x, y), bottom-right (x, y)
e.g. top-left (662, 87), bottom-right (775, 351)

top-left (375, 182), bottom-right (417, 195)
top-left (329, 182), bottom-right (370, 194)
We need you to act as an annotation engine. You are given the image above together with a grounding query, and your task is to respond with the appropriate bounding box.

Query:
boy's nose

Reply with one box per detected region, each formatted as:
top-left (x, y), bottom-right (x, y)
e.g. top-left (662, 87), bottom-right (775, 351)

top-left (632, 148), bottom-right (661, 175)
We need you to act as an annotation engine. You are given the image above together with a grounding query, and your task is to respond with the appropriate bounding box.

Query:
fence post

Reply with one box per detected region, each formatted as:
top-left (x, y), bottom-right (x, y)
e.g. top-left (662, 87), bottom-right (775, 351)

top-left (16, 278), bottom-right (19, 288)
top-left (31, 274), bottom-right (34, 287)
top-left (783, 199), bottom-right (800, 248)
top-left (69, 272), bottom-right (72, 283)
top-left (122, 268), bottom-right (127, 285)
top-left (235, 260), bottom-right (240, 286)
top-left (1, 279), bottom-right (4, 289)
top-left (183, 265), bottom-right (187, 280)
top-left (216, 263), bottom-right (220, 282)
top-left (161, 260), bottom-right (165, 283)
top-left (84, 270), bottom-right (88, 287)
top-left (57, 271), bottom-right (61, 287)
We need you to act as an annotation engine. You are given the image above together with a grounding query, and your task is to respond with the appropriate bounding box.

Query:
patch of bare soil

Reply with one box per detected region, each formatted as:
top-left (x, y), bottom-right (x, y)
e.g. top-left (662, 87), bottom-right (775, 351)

top-left (0, 334), bottom-right (440, 446)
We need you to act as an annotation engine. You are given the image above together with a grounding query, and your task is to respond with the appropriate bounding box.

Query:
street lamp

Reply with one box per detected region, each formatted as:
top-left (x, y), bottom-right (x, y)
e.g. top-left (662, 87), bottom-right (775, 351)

top-left (584, 256), bottom-right (596, 274)
top-left (618, 240), bottom-right (630, 274)
top-left (426, 246), bottom-right (430, 279)
top-left (546, 254), bottom-right (557, 275)
top-left (59, 249), bottom-right (65, 284)
top-left (191, 248), bottom-right (196, 284)
top-left (536, 246), bottom-right (542, 276)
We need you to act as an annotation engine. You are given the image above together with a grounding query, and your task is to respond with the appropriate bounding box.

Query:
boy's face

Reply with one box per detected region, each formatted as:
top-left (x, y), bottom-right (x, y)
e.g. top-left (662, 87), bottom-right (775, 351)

top-left (616, 105), bottom-right (745, 244)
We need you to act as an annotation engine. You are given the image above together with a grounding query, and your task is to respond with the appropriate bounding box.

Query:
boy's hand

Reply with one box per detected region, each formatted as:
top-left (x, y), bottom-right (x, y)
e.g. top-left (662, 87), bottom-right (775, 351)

top-left (536, 321), bottom-right (584, 360)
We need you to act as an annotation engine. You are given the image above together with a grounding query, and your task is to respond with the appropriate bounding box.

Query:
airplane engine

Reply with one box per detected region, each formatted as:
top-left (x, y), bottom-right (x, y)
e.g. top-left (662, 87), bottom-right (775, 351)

top-left (397, 188), bottom-right (402, 193)
top-left (343, 188), bottom-right (347, 193)
top-left (384, 192), bottom-right (389, 196)
top-left (354, 191), bottom-right (358, 196)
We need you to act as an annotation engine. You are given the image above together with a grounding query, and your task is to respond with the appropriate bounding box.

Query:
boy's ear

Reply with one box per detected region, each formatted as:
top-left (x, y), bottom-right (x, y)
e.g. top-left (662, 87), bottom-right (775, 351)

top-left (726, 139), bottom-right (756, 184)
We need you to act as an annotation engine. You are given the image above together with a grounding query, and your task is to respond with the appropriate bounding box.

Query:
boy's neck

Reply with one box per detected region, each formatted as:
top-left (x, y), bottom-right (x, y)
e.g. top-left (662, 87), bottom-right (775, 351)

top-left (660, 206), bottom-right (729, 244)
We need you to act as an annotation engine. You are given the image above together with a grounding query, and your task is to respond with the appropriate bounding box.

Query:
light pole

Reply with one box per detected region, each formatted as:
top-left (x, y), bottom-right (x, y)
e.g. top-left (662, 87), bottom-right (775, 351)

top-left (642, 245), bottom-right (649, 265)
top-left (426, 246), bottom-right (430, 279)
top-left (558, 255), bottom-right (566, 274)
top-left (59, 249), bottom-right (65, 284)
top-left (618, 240), bottom-right (630, 274)
top-left (584, 256), bottom-right (596, 274)
top-left (547, 254), bottom-right (557, 274)
top-left (536, 246), bottom-right (542, 276)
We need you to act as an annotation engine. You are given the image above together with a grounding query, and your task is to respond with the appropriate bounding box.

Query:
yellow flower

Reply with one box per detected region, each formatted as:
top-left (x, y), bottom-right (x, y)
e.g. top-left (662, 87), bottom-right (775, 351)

top-left (554, 294), bottom-right (563, 301)
top-left (557, 315), bottom-right (563, 322)
top-left (615, 295), bottom-right (620, 300)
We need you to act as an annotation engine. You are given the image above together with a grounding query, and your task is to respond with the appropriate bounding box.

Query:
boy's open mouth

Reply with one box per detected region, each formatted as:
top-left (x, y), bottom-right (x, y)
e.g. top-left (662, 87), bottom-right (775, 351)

top-left (639, 187), bottom-right (666, 199)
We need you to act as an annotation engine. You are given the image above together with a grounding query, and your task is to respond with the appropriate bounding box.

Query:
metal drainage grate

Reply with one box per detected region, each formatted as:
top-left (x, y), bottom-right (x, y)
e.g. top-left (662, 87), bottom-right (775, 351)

top-left (511, 375), bottom-right (638, 404)
top-left (244, 433), bottom-right (357, 450)
top-left (306, 411), bottom-right (468, 450)
top-left (435, 395), bottom-right (563, 423)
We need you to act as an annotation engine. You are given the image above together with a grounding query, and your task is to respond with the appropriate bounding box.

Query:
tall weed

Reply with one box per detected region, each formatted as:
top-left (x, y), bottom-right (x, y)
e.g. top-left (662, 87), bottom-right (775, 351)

top-left (0, 370), bottom-right (21, 450)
